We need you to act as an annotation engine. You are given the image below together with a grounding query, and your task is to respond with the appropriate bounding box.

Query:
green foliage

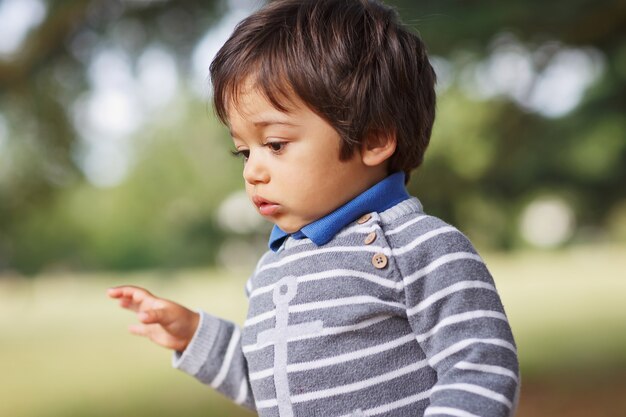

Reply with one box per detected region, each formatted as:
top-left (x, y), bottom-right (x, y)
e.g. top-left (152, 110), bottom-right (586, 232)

top-left (3, 100), bottom-right (248, 274)
top-left (0, 0), bottom-right (624, 273)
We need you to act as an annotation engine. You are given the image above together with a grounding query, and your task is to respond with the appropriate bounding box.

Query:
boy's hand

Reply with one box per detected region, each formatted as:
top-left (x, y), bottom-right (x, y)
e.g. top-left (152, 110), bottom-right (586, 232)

top-left (107, 286), bottom-right (200, 352)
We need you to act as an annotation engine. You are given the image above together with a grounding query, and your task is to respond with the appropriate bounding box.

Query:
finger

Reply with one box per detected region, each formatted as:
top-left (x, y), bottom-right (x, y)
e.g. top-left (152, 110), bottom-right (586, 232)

top-left (108, 285), bottom-right (154, 299)
top-left (110, 286), bottom-right (156, 312)
top-left (130, 324), bottom-right (182, 351)
top-left (117, 293), bottom-right (145, 311)
top-left (128, 323), bottom-right (148, 337)
top-left (107, 287), bottom-right (125, 298)
top-left (119, 298), bottom-right (134, 309)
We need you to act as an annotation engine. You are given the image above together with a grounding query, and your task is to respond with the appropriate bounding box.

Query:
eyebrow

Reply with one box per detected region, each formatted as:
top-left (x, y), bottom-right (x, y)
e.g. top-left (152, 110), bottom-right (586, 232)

top-left (254, 118), bottom-right (298, 127)
top-left (229, 119), bottom-right (299, 139)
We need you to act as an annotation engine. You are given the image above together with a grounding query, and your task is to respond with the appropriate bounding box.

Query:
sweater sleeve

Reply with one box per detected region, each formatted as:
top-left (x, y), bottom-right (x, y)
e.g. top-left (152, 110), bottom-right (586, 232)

top-left (171, 279), bottom-right (256, 411)
top-left (394, 222), bottom-right (520, 417)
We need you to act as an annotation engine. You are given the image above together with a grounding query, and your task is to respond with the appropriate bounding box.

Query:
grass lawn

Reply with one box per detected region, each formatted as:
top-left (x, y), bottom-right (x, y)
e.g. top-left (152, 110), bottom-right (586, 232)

top-left (1, 243), bottom-right (624, 417)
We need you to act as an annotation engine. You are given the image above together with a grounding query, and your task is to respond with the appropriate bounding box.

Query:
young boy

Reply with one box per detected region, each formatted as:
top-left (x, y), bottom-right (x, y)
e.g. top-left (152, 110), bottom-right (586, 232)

top-left (108, 1), bottom-right (519, 416)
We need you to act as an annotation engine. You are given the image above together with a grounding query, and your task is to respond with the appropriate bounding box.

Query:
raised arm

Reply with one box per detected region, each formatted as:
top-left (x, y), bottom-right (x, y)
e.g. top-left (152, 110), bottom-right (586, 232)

top-left (107, 285), bottom-right (199, 351)
top-left (107, 285), bottom-right (256, 410)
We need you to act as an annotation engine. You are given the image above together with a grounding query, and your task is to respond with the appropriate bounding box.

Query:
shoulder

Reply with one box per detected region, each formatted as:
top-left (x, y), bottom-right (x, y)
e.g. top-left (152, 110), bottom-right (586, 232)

top-left (379, 197), bottom-right (483, 271)
top-left (380, 198), bottom-right (473, 248)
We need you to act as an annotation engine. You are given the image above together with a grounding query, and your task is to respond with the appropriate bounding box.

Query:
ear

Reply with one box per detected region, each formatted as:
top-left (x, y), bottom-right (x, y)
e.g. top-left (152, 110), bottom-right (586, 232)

top-left (360, 130), bottom-right (397, 167)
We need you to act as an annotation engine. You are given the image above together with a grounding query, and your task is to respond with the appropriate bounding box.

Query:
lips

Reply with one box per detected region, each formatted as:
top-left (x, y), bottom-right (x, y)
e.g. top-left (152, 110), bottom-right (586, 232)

top-left (252, 195), bottom-right (280, 216)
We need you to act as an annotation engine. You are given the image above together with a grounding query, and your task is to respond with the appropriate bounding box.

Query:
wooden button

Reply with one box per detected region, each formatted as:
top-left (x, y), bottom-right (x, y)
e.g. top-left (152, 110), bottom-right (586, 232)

top-left (371, 253), bottom-right (388, 269)
top-left (357, 213), bottom-right (372, 224)
top-left (364, 232), bottom-right (377, 245)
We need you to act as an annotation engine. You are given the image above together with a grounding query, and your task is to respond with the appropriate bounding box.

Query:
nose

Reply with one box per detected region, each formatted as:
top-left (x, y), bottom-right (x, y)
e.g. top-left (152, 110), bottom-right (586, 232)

top-left (243, 152), bottom-right (270, 185)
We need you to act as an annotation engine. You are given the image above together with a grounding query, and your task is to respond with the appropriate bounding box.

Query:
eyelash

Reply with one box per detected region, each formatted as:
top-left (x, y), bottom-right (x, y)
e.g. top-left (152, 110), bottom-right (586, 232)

top-left (230, 141), bottom-right (287, 161)
top-left (230, 149), bottom-right (249, 160)
top-left (266, 141), bottom-right (286, 153)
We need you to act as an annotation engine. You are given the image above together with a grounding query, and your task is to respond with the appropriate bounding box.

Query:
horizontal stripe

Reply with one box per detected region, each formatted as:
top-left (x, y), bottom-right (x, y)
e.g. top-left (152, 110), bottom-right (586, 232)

top-left (244, 310), bottom-right (276, 327)
top-left (336, 389), bottom-right (431, 417)
top-left (334, 213), bottom-right (427, 239)
top-left (429, 338), bottom-right (517, 366)
top-left (245, 309), bottom-right (507, 354)
top-left (385, 215), bottom-right (429, 235)
top-left (432, 383), bottom-right (512, 408)
top-left (407, 281), bottom-right (496, 316)
top-left (283, 238), bottom-right (311, 249)
top-left (243, 315), bottom-right (393, 353)
top-left (259, 246), bottom-right (389, 272)
top-left (258, 226), bottom-right (461, 272)
top-left (425, 406), bottom-right (482, 417)
top-left (248, 268), bottom-right (505, 347)
top-left (288, 334), bottom-right (414, 373)
top-left (415, 310), bottom-right (508, 342)
top-left (298, 268), bottom-right (401, 290)
top-left (282, 222), bottom-right (381, 249)
top-left (390, 226), bottom-right (458, 256)
top-left (248, 282), bottom-right (275, 299)
top-left (336, 211), bottom-right (429, 237)
top-left (336, 222), bottom-right (380, 238)
top-left (250, 268), bottom-right (401, 299)
top-left (291, 359), bottom-right (428, 404)
top-left (454, 361), bottom-right (519, 382)
top-left (248, 367), bottom-right (273, 381)
top-left (245, 296), bottom-right (402, 327)
top-left (249, 333), bottom-right (415, 380)
top-left (256, 320), bottom-right (323, 347)
top-left (247, 312), bottom-right (510, 378)
top-left (334, 213), bottom-right (428, 239)
top-left (254, 397), bottom-right (278, 408)
top-left (256, 359), bottom-right (429, 409)
top-left (403, 252), bottom-right (483, 287)
top-left (290, 296), bottom-right (404, 313)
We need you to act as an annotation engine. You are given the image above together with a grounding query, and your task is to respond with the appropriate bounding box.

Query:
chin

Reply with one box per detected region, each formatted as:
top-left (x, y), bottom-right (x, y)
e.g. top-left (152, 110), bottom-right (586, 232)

top-left (275, 219), bottom-right (304, 234)
top-left (277, 225), bottom-right (300, 234)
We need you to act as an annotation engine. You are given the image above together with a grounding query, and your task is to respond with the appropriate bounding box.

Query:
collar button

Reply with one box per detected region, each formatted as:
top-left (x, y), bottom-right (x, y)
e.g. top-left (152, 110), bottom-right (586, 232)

top-left (364, 232), bottom-right (377, 245)
top-left (357, 213), bottom-right (372, 224)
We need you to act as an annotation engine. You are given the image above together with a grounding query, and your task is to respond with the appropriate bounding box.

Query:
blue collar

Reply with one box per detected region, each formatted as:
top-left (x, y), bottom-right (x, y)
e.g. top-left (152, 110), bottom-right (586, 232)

top-left (268, 171), bottom-right (409, 252)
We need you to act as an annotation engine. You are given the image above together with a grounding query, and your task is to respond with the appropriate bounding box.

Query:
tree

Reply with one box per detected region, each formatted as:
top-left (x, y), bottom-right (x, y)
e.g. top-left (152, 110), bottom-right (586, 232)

top-left (0, 0), bottom-right (624, 273)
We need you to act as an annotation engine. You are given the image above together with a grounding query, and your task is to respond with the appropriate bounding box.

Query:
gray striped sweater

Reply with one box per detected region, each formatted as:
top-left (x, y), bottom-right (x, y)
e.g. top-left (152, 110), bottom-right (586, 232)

top-left (173, 198), bottom-right (520, 417)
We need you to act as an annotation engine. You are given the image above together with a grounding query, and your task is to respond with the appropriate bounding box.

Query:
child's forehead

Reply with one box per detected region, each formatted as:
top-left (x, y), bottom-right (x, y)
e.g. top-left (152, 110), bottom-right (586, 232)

top-left (225, 76), bottom-right (305, 122)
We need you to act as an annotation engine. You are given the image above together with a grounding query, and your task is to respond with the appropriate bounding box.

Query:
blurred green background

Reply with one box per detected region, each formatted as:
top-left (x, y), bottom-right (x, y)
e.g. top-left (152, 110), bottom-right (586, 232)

top-left (0, 0), bottom-right (624, 416)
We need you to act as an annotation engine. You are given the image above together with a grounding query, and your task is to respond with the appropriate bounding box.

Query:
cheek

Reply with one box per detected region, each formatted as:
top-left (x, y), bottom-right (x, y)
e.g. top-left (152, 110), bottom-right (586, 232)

top-left (296, 148), bottom-right (338, 176)
top-left (286, 160), bottom-right (325, 188)
top-left (244, 182), bottom-right (254, 198)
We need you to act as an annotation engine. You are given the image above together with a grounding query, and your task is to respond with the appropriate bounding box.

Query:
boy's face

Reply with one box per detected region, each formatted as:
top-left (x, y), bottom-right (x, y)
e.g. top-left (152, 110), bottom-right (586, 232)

top-left (228, 86), bottom-right (378, 233)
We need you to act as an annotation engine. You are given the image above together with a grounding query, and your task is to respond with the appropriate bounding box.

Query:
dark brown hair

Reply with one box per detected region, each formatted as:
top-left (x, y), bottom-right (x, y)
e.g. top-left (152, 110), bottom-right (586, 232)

top-left (210, 0), bottom-right (436, 180)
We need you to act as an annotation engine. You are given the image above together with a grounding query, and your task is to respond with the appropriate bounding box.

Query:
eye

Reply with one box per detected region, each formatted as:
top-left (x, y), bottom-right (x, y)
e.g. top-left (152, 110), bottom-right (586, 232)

top-left (230, 149), bottom-right (249, 161)
top-left (266, 141), bottom-right (286, 153)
